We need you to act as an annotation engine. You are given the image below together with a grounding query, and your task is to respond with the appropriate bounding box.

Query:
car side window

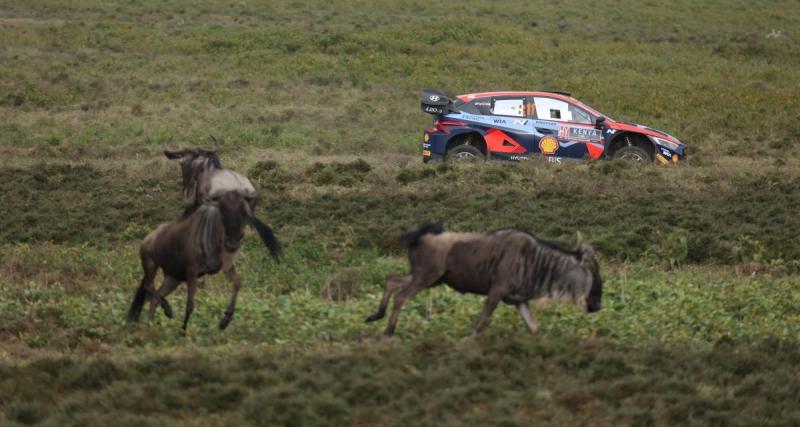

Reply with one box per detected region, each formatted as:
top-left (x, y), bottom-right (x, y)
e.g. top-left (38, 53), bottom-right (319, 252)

top-left (473, 97), bottom-right (492, 115)
top-left (491, 98), bottom-right (525, 117)
top-left (533, 97), bottom-right (593, 124)
top-left (568, 104), bottom-right (593, 125)
top-left (458, 97), bottom-right (492, 115)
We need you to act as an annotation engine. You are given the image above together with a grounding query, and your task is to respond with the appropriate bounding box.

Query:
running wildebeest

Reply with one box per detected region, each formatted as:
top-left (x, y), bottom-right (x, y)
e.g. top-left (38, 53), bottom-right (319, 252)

top-left (127, 191), bottom-right (281, 330)
top-left (163, 144), bottom-right (281, 256)
top-left (366, 222), bottom-right (602, 336)
top-left (163, 142), bottom-right (258, 217)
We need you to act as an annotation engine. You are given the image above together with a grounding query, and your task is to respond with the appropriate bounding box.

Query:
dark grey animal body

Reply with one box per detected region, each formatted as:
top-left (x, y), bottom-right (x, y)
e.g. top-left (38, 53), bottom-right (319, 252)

top-left (367, 222), bottom-right (602, 336)
top-left (127, 191), bottom-right (281, 331)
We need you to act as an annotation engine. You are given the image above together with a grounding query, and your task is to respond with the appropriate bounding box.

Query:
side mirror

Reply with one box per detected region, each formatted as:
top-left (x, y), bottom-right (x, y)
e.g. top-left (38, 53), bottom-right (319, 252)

top-left (594, 116), bottom-right (606, 128)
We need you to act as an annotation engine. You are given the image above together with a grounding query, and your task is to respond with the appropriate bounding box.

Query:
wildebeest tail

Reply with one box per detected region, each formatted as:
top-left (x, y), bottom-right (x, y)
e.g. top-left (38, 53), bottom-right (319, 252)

top-left (398, 221), bottom-right (444, 248)
top-left (127, 283), bottom-right (147, 322)
top-left (250, 216), bottom-right (282, 262)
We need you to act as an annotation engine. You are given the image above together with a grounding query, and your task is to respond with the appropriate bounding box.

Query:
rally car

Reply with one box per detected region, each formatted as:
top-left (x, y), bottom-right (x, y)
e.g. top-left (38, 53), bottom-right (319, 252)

top-left (420, 89), bottom-right (686, 164)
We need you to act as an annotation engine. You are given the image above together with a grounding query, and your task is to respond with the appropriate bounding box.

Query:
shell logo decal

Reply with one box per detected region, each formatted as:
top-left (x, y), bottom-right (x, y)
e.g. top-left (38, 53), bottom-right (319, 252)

top-left (539, 136), bottom-right (559, 155)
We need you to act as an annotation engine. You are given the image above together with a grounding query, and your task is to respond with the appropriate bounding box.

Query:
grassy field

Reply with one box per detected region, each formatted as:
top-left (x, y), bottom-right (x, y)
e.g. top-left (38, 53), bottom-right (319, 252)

top-left (2, 0), bottom-right (800, 425)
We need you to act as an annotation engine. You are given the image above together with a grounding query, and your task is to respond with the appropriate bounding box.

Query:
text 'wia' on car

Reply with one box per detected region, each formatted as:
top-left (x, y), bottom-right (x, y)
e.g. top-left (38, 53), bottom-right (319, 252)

top-left (420, 89), bottom-right (686, 165)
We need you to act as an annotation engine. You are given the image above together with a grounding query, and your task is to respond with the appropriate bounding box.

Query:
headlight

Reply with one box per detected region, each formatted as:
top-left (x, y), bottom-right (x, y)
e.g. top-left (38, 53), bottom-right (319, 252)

top-left (650, 136), bottom-right (681, 151)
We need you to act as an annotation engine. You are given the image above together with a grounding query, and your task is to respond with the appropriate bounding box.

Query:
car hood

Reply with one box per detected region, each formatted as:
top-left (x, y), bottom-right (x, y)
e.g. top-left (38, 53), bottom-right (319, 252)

top-left (608, 121), bottom-right (683, 145)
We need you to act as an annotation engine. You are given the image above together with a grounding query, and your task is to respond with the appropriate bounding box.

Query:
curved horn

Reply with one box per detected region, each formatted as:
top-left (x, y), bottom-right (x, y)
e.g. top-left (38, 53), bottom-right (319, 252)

top-left (575, 231), bottom-right (584, 249)
top-left (163, 140), bottom-right (183, 159)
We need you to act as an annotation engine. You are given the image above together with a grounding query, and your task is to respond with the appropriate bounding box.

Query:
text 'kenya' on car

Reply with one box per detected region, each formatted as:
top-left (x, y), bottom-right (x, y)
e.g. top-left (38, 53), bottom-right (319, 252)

top-left (420, 89), bottom-right (686, 165)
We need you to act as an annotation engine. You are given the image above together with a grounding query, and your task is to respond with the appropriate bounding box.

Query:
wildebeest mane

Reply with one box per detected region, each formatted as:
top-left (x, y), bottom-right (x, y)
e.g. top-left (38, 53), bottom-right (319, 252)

top-left (177, 151), bottom-right (225, 219)
top-left (519, 236), bottom-right (599, 303)
top-left (492, 228), bottom-right (583, 258)
top-left (183, 152), bottom-right (222, 197)
top-left (398, 221), bottom-right (444, 248)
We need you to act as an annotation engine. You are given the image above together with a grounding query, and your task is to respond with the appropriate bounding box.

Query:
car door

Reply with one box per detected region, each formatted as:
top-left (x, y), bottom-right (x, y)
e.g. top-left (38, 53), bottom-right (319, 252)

top-left (531, 96), bottom-right (604, 161)
top-left (482, 96), bottom-right (537, 160)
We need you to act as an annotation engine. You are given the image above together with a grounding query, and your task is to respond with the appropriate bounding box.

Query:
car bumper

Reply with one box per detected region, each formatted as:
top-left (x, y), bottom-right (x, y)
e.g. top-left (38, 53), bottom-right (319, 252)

top-left (423, 151), bottom-right (445, 163)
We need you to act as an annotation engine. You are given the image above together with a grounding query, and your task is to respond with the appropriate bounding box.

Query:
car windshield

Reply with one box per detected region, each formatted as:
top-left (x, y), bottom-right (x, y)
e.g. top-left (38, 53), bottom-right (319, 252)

top-left (570, 97), bottom-right (611, 121)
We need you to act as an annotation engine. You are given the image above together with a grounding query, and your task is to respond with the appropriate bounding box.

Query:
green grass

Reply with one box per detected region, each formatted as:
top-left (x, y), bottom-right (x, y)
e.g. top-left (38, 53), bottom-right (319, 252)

top-left (3, 157), bottom-right (800, 264)
top-left (2, 336), bottom-right (799, 426)
top-left (1, 243), bottom-right (799, 350)
top-left (1, 0), bottom-right (799, 154)
top-left (1, 0), bottom-right (800, 425)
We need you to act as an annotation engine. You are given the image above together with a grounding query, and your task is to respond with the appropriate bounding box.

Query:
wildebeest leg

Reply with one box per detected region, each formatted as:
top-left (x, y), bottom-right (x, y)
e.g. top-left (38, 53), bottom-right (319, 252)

top-left (383, 272), bottom-right (438, 336)
top-left (218, 266), bottom-right (242, 330)
top-left (472, 291), bottom-right (504, 335)
top-left (516, 303), bottom-right (538, 335)
top-left (148, 276), bottom-right (179, 321)
top-left (128, 254), bottom-right (159, 322)
top-left (182, 276), bottom-right (198, 331)
top-left (366, 274), bottom-right (411, 322)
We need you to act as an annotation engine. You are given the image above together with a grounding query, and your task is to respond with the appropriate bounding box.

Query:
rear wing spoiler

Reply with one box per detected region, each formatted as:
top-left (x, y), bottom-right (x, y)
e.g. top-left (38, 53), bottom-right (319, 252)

top-left (420, 88), bottom-right (459, 115)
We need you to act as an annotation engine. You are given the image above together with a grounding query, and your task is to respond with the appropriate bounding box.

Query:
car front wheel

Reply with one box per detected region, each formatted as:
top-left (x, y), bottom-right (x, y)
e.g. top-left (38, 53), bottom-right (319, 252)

top-left (613, 146), bottom-right (652, 162)
top-left (447, 144), bottom-right (484, 162)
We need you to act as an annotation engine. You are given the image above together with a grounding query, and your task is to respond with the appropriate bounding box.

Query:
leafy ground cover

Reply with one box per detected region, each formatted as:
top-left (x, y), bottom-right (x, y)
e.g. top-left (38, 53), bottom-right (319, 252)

top-left (1, 0), bottom-right (799, 425)
top-left (2, 335), bottom-right (799, 426)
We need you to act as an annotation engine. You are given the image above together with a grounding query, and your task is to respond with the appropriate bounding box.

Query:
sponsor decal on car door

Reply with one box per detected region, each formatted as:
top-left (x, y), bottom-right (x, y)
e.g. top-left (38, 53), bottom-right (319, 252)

top-left (556, 124), bottom-right (604, 159)
top-left (530, 119), bottom-right (560, 157)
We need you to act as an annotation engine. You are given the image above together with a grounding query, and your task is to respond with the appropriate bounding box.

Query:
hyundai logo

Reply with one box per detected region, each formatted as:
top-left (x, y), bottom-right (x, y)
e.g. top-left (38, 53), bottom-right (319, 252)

top-left (429, 95), bottom-right (440, 102)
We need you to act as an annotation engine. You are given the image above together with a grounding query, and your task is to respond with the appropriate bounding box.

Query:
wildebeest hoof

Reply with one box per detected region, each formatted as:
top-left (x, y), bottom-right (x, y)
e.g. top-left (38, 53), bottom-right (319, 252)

top-left (161, 302), bottom-right (174, 319)
top-left (380, 333), bottom-right (399, 343)
top-left (365, 313), bottom-right (383, 323)
top-left (219, 317), bottom-right (231, 330)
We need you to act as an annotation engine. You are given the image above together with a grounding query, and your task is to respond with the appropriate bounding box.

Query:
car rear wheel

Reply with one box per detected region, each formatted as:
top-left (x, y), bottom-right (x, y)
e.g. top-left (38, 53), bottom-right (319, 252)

top-left (613, 146), bottom-right (652, 162)
top-left (447, 144), bottom-right (484, 162)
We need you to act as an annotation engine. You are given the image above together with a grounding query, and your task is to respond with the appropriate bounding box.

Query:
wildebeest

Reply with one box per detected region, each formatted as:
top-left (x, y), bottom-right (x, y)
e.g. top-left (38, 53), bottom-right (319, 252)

top-left (163, 145), bottom-right (281, 255)
top-left (127, 191), bottom-right (281, 330)
top-left (366, 222), bottom-right (602, 336)
top-left (163, 145), bottom-right (258, 217)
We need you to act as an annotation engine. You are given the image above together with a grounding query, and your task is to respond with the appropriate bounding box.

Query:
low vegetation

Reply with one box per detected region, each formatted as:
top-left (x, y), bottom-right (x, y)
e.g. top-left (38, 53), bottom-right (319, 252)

top-left (2, 335), bottom-right (799, 426)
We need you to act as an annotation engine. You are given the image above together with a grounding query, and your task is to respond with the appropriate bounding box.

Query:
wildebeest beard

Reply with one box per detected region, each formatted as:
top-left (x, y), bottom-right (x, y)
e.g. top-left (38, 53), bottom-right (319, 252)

top-left (193, 203), bottom-right (224, 273)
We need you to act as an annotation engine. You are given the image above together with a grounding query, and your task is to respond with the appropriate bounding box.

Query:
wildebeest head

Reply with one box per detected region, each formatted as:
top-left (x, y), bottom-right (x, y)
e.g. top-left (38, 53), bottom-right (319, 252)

top-left (164, 147), bottom-right (223, 200)
top-left (211, 191), bottom-right (251, 252)
top-left (573, 232), bottom-right (602, 313)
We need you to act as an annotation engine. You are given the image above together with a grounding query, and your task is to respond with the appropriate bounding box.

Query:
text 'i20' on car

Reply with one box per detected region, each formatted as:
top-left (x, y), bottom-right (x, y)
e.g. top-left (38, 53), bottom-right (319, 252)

top-left (420, 89), bottom-right (686, 164)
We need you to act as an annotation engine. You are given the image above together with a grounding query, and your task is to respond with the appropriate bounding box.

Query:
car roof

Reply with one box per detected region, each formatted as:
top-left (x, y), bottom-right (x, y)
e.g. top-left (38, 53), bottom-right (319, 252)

top-left (456, 91), bottom-right (606, 118)
top-left (456, 91), bottom-right (574, 102)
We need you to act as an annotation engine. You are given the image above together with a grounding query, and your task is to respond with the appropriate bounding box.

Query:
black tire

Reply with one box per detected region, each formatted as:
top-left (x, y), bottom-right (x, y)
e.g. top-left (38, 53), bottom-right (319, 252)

top-left (447, 144), bottom-right (484, 162)
top-left (613, 145), bottom-right (652, 162)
